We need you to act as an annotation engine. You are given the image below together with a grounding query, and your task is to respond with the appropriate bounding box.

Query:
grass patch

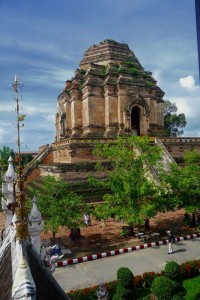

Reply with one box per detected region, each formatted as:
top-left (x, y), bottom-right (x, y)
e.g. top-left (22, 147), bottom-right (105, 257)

top-left (183, 275), bottom-right (200, 300)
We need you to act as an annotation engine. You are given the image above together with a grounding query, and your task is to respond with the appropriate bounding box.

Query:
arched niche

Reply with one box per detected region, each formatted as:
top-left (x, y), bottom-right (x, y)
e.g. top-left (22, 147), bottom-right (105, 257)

top-left (124, 97), bottom-right (150, 136)
top-left (131, 106), bottom-right (141, 135)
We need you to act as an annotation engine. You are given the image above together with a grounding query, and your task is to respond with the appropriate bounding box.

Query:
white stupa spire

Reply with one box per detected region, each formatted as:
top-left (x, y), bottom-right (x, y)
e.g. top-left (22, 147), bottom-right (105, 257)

top-left (29, 196), bottom-right (44, 254)
top-left (1, 156), bottom-right (17, 233)
top-left (4, 156), bottom-right (16, 180)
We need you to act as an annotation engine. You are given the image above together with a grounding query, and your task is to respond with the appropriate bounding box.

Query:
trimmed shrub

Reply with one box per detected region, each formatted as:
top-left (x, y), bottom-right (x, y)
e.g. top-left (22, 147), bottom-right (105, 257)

top-left (116, 267), bottom-right (134, 288)
top-left (151, 276), bottom-right (175, 300)
top-left (179, 260), bottom-right (200, 278)
top-left (112, 267), bottom-right (136, 300)
top-left (164, 261), bottom-right (186, 296)
top-left (165, 261), bottom-right (180, 281)
top-left (133, 275), bottom-right (143, 288)
top-left (142, 271), bottom-right (157, 288)
top-left (113, 285), bottom-right (133, 299)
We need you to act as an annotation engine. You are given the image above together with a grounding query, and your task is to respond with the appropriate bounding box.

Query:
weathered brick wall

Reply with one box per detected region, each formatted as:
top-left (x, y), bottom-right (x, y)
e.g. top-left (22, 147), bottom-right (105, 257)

top-left (24, 137), bottom-right (200, 185)
top-left (24, 167), bottom-right (41, 186)
top-left (161, 137), bottom-right (200, 160)
top-left (39, 162), bottom-right (109, 182)
top-left (40, 151), bottom-right (53, 164)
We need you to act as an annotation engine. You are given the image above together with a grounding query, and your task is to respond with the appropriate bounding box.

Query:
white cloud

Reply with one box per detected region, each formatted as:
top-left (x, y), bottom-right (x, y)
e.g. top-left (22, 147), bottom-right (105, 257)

top-left (152, 70), bottom-right (163, 86)
top-left (43, 114), bottom-right (55, 124)
top-left (0, 102), bottom-right (54, 115)
top-left (0, 127), bottom-right (5, 144)
top-left (171, 96), bottom-right (193, 116)
top-left (24, 104), bottom-right (54, 115)
top-left (0, 123), bottom-right (16, 145)
top-left (179, 75), bottom-right (198, 90)
top-left (26, 66), bottom-right (74, 89)
top-left (0, 105), bottom-right (15, 112)
top-left (166, 87), bottom-right (200, 137)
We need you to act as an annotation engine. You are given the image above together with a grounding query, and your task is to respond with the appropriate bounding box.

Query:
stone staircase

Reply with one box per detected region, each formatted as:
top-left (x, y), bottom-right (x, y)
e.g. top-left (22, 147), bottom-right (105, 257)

top-left (145, 137), bottom-right (177, 182)
top-left (134, 137), bottom-right (177, 183)
top-left (22, 144), bottom-right (51, 179)
top-left (155, 137), bottom-right (177, 171)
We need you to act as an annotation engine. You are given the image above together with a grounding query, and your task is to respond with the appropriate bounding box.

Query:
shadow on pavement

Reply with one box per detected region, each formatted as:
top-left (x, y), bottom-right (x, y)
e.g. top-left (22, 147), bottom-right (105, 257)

top-left (172, 249), bottom-right (186, 253)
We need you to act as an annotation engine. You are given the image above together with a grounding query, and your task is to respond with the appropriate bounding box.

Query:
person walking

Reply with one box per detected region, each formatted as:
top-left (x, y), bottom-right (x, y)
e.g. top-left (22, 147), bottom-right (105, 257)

top-left (167, 230), bottom-right (175, 254)
top-left (84, 212), bottom-right (91, 226)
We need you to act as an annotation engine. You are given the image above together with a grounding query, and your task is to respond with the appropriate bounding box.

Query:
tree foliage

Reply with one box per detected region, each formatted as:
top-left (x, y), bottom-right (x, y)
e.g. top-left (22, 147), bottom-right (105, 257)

top-left (21, 153), bottom-right (34, 167)
top-left (0, 146), bottom-right (15, 173)
top-left (0, 146), bottom-right (15, 210)
top-left (33, 176), bottom-right (86, 237)
top-left (164, 150), bottom-right (200, 213)
top-left (90, 136), bottom-right (165, 226)
top-left (0, 146), bottom-right (33, 175)
top-left (164, 100), bottom-right (187, 137)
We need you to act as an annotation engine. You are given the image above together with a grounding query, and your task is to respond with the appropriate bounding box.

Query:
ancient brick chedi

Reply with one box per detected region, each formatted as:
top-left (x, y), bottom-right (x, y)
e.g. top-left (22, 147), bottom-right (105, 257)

top-left (24, 40), bottom-right (200, 182)
top-left (56, 40), bottom-right (165, 140)
top-left (54, 40), bottom-right (165, 163)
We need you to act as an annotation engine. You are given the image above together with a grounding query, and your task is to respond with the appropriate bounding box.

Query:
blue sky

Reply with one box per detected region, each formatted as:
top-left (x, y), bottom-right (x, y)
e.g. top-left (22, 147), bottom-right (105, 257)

top-left (0, 0), bottom-right (199, 151)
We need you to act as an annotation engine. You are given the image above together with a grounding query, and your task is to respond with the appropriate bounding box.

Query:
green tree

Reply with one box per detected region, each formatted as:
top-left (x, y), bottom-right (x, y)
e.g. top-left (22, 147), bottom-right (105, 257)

top-left (0, 146), bottom-right (15, 211)
top-left (90, 136), bottom-right (164, 230)
top-left (0, 146), bottom-right (15, 173)
top-left (21, 153), bottom-right (34, 167)
top-left (33, 176), bottom-right (86, 238)
top-left (164, 100), bottom-right (187, 137)
top-left (164, 150), bottom-right (200, 218)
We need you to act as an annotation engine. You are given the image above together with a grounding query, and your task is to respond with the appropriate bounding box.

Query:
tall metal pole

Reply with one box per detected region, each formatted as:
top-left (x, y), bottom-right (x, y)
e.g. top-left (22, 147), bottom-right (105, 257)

top-left (13, 75), bottom-right (21, 167)
top-left (12, 76), bottom-right (29, 241)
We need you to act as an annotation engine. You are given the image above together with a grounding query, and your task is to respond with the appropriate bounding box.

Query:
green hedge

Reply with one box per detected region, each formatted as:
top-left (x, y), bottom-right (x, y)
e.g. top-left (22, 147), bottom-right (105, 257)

top-left (113, 267), bottom-right (136, 300)
top-left (165, 261), bottom-right (181, 281)
top-left (68, 259), bottom-right (200, 299)
top-left (116, 267), bottom-right (134, 288)
top-left (151, 276), bottom-right (176, 300)
top-left (179, 260), bottom-right (200, 278)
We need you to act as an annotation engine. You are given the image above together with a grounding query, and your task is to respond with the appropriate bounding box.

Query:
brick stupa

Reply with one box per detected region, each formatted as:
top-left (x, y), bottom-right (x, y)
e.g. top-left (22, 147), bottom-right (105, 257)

top-left (53, 40), bottom-right (165, 164)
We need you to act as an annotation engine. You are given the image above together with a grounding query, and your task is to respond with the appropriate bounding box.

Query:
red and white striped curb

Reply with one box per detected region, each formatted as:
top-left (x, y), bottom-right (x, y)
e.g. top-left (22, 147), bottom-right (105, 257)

top-left (55, 233), bottom-right (200, 268)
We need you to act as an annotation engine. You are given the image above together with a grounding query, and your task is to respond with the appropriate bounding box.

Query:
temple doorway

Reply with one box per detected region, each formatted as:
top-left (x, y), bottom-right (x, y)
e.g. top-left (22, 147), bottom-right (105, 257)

top-left (131, 106), bottom-right (140, 136)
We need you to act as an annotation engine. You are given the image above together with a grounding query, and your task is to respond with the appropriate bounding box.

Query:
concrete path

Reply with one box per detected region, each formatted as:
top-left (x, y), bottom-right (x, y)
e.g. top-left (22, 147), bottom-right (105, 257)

top-left (53, 237), bottom-right (200, 293)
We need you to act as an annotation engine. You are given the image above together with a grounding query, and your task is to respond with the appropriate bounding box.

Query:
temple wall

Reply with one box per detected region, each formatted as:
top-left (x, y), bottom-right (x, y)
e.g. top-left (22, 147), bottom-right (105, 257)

top-left (104, 88), bottom-right (118, 135)
top-left (71, 92), bottom-right (82, 136)
top-left (24, 167), bottom-right (41, 186)
top-left (66, 100), bottom-right (72, 137)
top-left (39, 165), bottom-right (108, 182)
top-left (160, 137), bottom-right (200, 160)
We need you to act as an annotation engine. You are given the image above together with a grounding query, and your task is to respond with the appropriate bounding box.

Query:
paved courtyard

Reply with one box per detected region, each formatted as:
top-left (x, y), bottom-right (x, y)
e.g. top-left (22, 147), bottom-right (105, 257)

top-left (54, 236), bottom-right (200, 293)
